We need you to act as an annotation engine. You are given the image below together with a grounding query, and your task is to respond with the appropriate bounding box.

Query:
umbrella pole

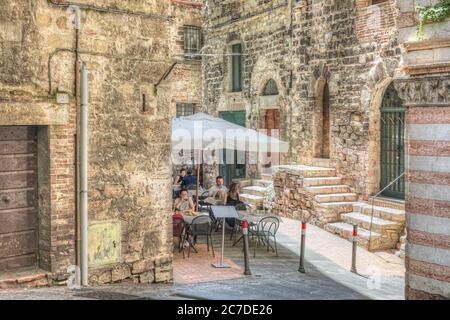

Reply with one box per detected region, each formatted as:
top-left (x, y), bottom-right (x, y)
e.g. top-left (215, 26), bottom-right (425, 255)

top-left (196, 150), bottom-right (200, 212)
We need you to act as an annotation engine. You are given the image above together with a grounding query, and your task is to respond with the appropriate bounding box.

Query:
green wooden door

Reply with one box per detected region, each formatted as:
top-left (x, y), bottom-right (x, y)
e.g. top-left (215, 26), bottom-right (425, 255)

top-left (219, 111), bottom-right (246, 186)
top-left (380, 84), bottom-right (405, 199)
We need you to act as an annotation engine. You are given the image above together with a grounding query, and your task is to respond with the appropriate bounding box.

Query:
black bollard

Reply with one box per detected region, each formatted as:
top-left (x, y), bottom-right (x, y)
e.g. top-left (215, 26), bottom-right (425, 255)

top-left (298, 222), bottom-right (306, 273)
top-left (351, 224), bottom-right (358, 274)
top-left (242, 221), bottom-right (252, 276)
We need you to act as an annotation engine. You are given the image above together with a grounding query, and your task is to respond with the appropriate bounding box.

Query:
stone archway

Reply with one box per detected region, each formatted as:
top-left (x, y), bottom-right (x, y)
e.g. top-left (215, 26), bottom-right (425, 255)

top-left (364, 57), bottom-right (400, 198)
top-left (309, 62), bottom-right (332, 159)
top-left (250, 58), bottom-right (289, 171)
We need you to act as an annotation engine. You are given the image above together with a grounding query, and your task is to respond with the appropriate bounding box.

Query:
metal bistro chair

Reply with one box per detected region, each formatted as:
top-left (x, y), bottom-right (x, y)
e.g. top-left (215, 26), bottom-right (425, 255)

top-left (172, 216), bottom-right (186, 258)
top-left (198, 191), bottom-right (212, 213)
top-left (251, 216), bottom-right (280, 258)
top-left (227, 201), bottom-right (251, 242)
top-left (184, 215), bottom-right (215, 258)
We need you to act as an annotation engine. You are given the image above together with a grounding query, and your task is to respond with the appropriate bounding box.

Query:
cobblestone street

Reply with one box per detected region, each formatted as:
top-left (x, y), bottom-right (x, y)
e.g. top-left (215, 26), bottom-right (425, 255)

top-left (0, 218), bottom-right (404, 300)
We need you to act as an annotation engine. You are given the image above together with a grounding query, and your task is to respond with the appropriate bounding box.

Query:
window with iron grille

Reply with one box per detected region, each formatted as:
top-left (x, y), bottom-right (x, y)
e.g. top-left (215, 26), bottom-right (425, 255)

top-left (184, 26), bottom-right (201, 57)
top-left (176, 103), bottom-right (196, 118)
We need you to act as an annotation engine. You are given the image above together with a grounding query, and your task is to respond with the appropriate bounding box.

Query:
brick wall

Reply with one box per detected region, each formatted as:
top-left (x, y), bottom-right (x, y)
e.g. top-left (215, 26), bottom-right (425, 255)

top-left (396, 79), bottom-right (450, 299)
top-left (394, 0), bottom-right (450, 300)
top-left (0, 0), bottom-right (202, 286)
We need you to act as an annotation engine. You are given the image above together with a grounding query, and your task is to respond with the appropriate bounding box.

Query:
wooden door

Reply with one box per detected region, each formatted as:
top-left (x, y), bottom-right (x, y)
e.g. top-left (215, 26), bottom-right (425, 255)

top-left (262, 109), bottom-right (280, 171)
top-left (0, 126), bottom-right (38, 271)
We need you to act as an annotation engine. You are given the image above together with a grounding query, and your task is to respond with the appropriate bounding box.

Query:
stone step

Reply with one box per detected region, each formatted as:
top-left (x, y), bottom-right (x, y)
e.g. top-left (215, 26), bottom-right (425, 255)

top-left (260, 173), bottom-right (273, 181)
top-left (240, 193), bottom-right (264, 208)
top-left (324, 222), bottom-right (381, 250)
top-left (234, 179), bottom-right (253, 188)
top-left (277, 165), bottom-right (336, 178)
top-left (242, 185), bottom-right (268, 197)
top-left (316, 201), bottom-right (356, 215)
top-left (305, 185), bottom-right (351, 195)
top-left (341, 212), bottom-right (403, 234)
top-left (301, 167), bottom-right (336, 178)
top-left (315, 193), bottom-right (358, 203)
top-left (303, 177), bottom-right (343, 187)
top-left (354, 203), bottom-right (406, 222)
top-left (311, 158), bottom-right (332, 168)
top-left (369, 197), bottom-right (405, 211)
top-left (254, 179), bottom-right (273, 187)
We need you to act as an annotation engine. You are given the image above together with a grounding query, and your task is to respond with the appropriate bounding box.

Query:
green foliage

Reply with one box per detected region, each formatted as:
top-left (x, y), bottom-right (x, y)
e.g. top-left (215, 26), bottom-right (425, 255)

top-left (416, 0), bottom-right (450, 39)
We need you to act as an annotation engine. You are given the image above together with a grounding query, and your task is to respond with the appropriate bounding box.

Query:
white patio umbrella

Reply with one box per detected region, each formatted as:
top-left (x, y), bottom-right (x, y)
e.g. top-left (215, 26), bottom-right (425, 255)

top-left (172, 112), bottom-right (289, 210)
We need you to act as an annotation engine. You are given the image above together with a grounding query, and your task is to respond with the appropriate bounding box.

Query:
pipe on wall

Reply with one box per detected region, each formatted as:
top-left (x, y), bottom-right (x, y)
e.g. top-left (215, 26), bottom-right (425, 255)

top-left (79, 62), bottom-right (89, 286)
top-left (47, 0), bottom-right (172, 21)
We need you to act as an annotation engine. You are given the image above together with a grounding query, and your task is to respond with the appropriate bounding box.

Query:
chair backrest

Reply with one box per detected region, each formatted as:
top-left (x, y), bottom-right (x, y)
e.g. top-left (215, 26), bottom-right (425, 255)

top-left (190, 215), bottom-right (213, 235)
top-left (258, 216), bottom-right (280, 236)
top-left (173, 217), bottom-right (185, 237)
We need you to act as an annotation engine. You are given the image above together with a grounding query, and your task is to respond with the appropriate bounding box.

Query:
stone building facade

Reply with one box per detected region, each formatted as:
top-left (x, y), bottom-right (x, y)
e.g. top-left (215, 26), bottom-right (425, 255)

top-left (394, 0), bottom-right (450, 300)
top-left (202, 0), bottom-right (403, 199)
top-left (0, 0), bottom-right (202, 287)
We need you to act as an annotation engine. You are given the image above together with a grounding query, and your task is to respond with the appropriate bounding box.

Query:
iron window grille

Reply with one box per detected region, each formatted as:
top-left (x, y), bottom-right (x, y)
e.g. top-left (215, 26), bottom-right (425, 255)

top-left (184, 26), bottom-right (201, 58)
top-left (176, 103), bottom-right (196, 118)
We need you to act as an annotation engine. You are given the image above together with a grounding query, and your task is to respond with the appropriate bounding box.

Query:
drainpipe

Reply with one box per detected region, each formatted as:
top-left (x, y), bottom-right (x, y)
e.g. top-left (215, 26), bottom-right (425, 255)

top-left (67, 3), bottom-right (82, 276)
top-left (80, 62), bottom-right (89, 286)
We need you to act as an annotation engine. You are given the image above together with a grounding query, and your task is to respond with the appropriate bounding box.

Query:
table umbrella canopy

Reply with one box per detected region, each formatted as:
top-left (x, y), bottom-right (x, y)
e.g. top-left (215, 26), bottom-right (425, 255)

top-left (172, 112), bottom-right (289, 153)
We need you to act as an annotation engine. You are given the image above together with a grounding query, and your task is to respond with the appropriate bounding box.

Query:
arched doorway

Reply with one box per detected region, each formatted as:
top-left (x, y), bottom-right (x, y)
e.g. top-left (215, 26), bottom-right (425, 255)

top-left (380, 83), bottom-right (405, 199)
top-left (260, 79), bottom-right (281, 174)
top-left (321, 83), bottom-right (330, 159)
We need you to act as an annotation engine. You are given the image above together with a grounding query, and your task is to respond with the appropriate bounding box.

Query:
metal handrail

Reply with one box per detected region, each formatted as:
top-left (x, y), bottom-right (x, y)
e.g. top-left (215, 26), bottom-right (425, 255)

top-left (367, 172), bottom-right (405, 250)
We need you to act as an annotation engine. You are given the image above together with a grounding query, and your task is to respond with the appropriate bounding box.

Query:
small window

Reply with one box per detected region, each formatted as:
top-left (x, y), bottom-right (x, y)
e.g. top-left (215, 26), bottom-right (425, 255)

top-left (176, 103), bottom-right (196, 118)
top-left (184, 26), bottom-right (201, 57)
top-left (231, 44), bottom-right (242, 92)
top-left (263, 79), bottom-right (279, 96)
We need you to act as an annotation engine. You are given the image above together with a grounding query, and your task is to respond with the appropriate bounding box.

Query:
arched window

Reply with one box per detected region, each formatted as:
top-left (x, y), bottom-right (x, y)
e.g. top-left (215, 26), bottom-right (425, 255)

top-left (262, 79), bottom-right (279, 96)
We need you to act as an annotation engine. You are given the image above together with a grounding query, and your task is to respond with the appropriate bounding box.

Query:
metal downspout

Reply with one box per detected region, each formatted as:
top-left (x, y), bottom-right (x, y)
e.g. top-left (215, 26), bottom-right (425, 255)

top-left (80, 63), bottom-right (89, 286)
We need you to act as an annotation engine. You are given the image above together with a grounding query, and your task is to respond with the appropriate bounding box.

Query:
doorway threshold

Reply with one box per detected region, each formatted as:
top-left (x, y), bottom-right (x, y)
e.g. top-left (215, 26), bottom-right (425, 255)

top-left (0, 267), bottom-right (52, 289)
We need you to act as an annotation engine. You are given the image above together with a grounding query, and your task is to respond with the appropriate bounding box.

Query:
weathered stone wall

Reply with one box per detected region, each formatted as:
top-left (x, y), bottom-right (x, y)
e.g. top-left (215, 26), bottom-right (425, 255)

top-left (395, 0), bottom-right (450, 300)
top-left (203, 0), bottom-right (401, 197)
top-left (0, 0), bottom-right (202, 286)
top-left (202, 0), bottom-right (292, 185)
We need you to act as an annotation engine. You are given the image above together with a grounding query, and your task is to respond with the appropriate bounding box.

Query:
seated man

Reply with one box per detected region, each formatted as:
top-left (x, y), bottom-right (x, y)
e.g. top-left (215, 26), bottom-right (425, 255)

top-left (207, 176), bottom-right (228, 203)
top-left (173, 189), bottom-right (195, 215)
top-left (181, 169), bottom-right (197, 189)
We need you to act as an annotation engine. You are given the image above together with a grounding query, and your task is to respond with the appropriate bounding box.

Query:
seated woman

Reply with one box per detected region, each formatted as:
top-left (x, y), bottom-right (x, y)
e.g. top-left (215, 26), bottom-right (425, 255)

top-left (174, 168), bottom-right (187, 185)
top-left (223, 182), bottom-right (242, 228)
top-left (224, 182), bottom-right (241, 207)
top-left (173, 189), bottom-right (195, 217)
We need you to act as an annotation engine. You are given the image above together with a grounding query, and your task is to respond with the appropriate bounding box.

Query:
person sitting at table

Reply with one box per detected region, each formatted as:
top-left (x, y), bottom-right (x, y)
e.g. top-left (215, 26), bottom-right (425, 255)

top-left (224, 182), bottom-right (243, 228)
top-left (207, 176), bottom-right (228, 203)
top-left (174, 189), bottom-right (195, 215)
top-left (181, 169), bottom-right (197, 189)
top-left (174, 168), bottom-right (187, 185)
top-left (224, 182), bottom-right (241, 207)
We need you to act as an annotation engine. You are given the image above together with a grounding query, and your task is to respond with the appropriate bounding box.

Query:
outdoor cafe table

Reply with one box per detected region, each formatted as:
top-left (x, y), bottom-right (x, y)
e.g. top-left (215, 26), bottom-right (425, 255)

top-left (211, 205), bottom-right (239, 269)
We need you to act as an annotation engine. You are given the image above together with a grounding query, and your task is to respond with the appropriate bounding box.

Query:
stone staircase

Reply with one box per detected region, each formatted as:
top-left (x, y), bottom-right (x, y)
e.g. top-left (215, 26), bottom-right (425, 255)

top-left (272, 164), bottom-right (406, 251)
top-left (239, 173), bottom-right (273, 209)
top-left (324, 198), bottom-right (406, 251)
top-left (301, 165), bottom-right (406, 251)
